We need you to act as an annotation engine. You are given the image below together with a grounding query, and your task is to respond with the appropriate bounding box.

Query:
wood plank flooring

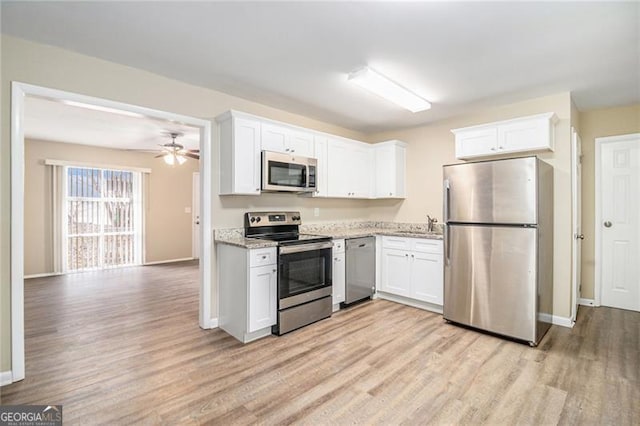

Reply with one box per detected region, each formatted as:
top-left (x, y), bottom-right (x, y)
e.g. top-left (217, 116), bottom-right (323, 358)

top-left (1, 261), bottom-right (638, 424)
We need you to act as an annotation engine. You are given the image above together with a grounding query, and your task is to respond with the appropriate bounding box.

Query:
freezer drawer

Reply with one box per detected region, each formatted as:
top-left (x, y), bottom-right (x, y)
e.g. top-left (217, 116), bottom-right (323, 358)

top-left (444, 224), bottom-right (537, 342)
top-left (443, 157), bottom-right (538, 225)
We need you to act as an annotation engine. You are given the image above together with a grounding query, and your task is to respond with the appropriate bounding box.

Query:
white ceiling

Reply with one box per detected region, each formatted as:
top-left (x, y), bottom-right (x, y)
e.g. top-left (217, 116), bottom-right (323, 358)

top-left (3, 2), bottom-right (639, 133)
top-left (24, 96), bottom-right (200, 151)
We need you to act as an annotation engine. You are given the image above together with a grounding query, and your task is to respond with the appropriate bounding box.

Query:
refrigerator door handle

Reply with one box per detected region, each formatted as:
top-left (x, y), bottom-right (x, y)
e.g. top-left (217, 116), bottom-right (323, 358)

top-left (444, 179), bottom-right (451, 264)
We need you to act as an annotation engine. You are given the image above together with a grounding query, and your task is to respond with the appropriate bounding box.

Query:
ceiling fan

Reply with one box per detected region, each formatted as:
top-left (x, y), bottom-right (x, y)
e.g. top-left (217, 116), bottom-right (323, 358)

top-left (155, 132), bottom-right (199, 165)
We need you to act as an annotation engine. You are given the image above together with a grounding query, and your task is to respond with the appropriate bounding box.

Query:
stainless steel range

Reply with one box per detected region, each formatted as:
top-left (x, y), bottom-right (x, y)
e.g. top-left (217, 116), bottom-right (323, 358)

top-left (245, 212), bottom-right (333, 335)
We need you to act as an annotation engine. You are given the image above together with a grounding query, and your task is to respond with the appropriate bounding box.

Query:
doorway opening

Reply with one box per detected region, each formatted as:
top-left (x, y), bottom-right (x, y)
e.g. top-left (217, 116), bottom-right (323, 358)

top-left (10, 82), bottom-right (213, 384)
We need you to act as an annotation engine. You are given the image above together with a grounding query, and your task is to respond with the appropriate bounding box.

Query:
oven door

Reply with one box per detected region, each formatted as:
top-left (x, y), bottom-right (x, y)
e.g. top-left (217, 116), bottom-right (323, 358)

top-left (278, 241), bottom-right (333, 309)
top-left (262, 151), bottom-right (313, 192)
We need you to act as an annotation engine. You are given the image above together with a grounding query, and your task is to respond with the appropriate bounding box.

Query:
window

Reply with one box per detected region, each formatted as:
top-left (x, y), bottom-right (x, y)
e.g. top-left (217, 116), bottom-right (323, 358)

top-left (64, 166), bottom-right (142, 271)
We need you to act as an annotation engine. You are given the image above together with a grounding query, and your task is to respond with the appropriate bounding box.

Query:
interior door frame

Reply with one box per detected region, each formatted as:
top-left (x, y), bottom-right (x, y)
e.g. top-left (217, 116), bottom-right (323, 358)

top-left (594, 133), bottom-right (640, 307)
top-left (10, 82), bottom-right (214, 384)
top-left (192, 171), bottom-right (200, 260)
top-left (570, 127), bottom-right (582, 322)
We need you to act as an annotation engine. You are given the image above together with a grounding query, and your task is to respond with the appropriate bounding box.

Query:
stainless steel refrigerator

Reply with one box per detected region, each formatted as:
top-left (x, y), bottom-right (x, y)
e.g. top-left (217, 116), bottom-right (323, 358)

top-left (443, 156), bottom-right (554, 346)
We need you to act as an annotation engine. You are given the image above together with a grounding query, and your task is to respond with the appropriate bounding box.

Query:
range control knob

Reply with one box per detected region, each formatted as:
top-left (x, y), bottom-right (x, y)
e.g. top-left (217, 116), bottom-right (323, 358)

top-left (293, 216), bottom-right (300, 221)
top-left (256, 217), bottom-right (262, 223)
top-left (250, 217), bottom-right (256, 223)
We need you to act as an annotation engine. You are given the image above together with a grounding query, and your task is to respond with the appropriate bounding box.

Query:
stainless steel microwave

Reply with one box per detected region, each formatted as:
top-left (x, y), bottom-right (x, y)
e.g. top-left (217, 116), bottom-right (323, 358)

top-left (261, 150), bottom-right (317, 193)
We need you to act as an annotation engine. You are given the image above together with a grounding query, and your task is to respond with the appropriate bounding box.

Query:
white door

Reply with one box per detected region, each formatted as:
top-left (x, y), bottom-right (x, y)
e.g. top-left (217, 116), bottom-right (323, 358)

top-left (381, 249), bottom-right (411, 297)
top-left (411, 252), bottom-right (443, 305)
top-left (571, 129), bottom-right (583, 321)
top-left (248, 265), bottom-right (277, 332)
top-left (192, 172), bottom-right (200, 260)
top-left (599, 135), bottom-right (640, 311)
top-left (332, 252), bottom-right (346, 305)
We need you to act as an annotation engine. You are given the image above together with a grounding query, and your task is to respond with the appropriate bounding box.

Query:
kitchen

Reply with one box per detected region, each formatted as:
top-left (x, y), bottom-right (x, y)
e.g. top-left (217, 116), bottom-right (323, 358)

top-left (1, 2), bottom-right (639, 424)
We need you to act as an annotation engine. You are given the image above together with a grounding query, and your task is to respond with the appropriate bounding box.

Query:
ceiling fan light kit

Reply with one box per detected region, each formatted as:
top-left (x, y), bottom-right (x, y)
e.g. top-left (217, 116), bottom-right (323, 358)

top-left (348, 66), bottom-right (431, 113)
top-left (156, 132), bottom-right (199, 165)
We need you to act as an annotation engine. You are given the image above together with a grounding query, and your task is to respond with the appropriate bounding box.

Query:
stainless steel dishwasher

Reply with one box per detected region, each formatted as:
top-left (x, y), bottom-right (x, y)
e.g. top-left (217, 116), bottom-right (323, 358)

top-left (343, 237), bottom-right (375, 306)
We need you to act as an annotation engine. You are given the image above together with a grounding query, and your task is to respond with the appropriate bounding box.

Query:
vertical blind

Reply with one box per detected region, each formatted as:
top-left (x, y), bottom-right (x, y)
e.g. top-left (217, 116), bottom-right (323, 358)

top-left (64, 166), bottom-right (142, 271)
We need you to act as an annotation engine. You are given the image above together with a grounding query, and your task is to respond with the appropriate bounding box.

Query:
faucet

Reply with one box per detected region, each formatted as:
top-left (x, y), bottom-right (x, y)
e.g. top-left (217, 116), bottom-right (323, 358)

top-left (427, 215), bottom-right (438, 233)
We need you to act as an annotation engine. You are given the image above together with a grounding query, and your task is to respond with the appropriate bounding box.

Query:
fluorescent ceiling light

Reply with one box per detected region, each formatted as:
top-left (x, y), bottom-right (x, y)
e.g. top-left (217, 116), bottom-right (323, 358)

top-left (348, 67), bottom-right (431, 113)
top-left (61, 100), bottom-right (145, 118)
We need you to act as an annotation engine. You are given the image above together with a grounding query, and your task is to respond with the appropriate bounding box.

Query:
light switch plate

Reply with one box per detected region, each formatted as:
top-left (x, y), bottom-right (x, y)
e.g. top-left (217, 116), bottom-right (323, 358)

top-left (185, 207), bottom-right (191, 214)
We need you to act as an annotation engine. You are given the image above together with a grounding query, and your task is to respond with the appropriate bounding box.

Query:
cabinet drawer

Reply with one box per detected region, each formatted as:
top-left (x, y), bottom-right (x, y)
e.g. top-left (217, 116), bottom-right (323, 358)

top-left (411, 239), bottom-right (443, 254)
top-left (382, 236), bottom-right (410, 250)
top-left (333, 239), bottom-right (345, 254)
top-left (249, 247), bottom-right (277, 267)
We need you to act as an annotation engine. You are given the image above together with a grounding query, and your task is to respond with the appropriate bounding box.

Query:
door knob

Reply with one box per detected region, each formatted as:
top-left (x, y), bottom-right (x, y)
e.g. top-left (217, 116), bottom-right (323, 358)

top-left (575, 234), bottom-right (584, 240)
top-left (603, 221), bottom-right (612, 228)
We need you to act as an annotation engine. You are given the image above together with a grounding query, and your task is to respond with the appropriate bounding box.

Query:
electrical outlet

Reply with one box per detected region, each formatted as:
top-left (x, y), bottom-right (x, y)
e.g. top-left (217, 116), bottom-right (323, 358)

top-left (314, 207), bottom-right (320, 217)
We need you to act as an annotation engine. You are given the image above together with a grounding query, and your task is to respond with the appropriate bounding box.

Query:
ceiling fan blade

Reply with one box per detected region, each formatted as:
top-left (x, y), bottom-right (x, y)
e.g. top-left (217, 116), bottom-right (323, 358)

top-left (188, 149), bottom-right (200, 153)
top-left (184, 152), bottom-right (200, 160)
top-left (154, 152), bottom-right (168, 158)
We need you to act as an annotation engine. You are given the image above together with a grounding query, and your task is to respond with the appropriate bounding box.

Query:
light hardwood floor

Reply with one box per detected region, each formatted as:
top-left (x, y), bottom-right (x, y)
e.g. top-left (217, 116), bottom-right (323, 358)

top-left (1, 261), bottom-right (638, 425)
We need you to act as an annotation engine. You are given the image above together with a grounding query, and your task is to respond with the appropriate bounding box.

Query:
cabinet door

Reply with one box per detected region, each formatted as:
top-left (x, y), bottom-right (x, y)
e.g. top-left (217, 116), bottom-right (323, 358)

top-left (498, 118), bottom-right (548, 153)
top-left (314, 136), bottom-right (328, 197)
top-left (327, 139), bottom-right (351, 197)
top-left (332, 252), bottom-right (346, 305)
top-left (455, 128), bottom-right (498, 159)
top-left (381, 249), bottom-right (411, 297)
top-left (375, 145), bottom-right (395, 197)
top-left (234, 118), bottom-right (262, 194)
top-left (290, 130), bottom-right (314, 157)
top-left (261, 123), bottom-right (290, 153)
top-left (248, 265), bottom-right (277, 332)
top-left (411, 252), bottom-right (443, 305)
top-left (351, 145), bottom-right (373, 198)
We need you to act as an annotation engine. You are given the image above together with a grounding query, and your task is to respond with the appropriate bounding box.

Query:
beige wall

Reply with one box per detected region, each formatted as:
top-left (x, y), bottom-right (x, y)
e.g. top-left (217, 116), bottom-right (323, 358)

top-left (367, 92), bottom-right (574, 320)
top-left (0, 35), bottom-right (371, 372)
top-left (24, 139), bottom-right (199, 276)
top-left (578, 104), bottom-right (640, 299)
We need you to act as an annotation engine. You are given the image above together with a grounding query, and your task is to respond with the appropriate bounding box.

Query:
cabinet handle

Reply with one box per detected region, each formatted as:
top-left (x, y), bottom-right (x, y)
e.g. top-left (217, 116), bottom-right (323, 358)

top-left (490, 147), bottom-right (496, 151)
top-left (389, 192), bottom-right (393, 196)
top-left (405, 253), bottom-right (409, 257)
top-left (285, 148), bottom-right (290, 152)
top-left (272, 269), bottom-right (277, 273)
top-left (498, 146), bottom-right (504, 149)
top-left (261, 255), bottom-right (267, 259)
top-left (411, 254), bottom-right (414, 258)
top-left (256, 188), bottom-right (260, 191)
top-left (291, 149), bottom-right (295, 153)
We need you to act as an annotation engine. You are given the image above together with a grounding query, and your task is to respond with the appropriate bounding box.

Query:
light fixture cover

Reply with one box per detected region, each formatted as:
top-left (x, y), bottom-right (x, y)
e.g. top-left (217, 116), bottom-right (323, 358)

top-left (348, 67), bottom-right (431, 113)
top-left (164, 154), bottom-right (175, 165)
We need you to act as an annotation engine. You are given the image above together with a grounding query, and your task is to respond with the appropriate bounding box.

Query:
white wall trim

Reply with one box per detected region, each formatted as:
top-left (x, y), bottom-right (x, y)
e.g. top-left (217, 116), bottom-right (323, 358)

top-left (24, 272), bottom-right (65, 279)
top-left (551, 315), bottom-right (575, 328)
top-left (10, 82), bottom-right (214, 383)
top-left (143, 257), bottom-right (194, 266)
top-left (376, 292), bottom-right (444, 315)
top-left (203, 317), bottom-right (219, 329)
top-left (0, 371), bottom-right (13, 387)
top-left (594, 133), bottom-right (640, 308)
top-left (578, 298), bottom-right (596, 306)
top-left (44, 159), bottom-right (152, 174)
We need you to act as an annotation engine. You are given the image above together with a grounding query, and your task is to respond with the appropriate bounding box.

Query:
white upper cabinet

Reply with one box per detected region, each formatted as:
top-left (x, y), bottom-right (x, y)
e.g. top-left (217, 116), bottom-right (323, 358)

top-left (261, 122), bottom-right (314, 157)
top-left (313, 135), bottom-right (329, 197)
top-left (216, 110), bottom-right (406, 199)
top-left (452, 112), bottom-right (557, 160)
top-left (327, 138), bottom-right (373, 198)
top-left (374, 140), bottom-right (407, 198)
top-left (217, 113), bottom-right (261, 195)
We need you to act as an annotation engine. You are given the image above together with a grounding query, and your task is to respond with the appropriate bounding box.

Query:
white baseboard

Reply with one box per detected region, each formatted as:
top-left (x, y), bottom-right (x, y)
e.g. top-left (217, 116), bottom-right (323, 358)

top-left (376, 292), bottom-right (443, 315)
top-left (201, 317), bottom-right (218, 329)
top-left (0, 371), bottom-right (13, 386)
top-left (578, 298), bottom-right (595, 306)
top-left (551, 315), bottom-right (574, 328)
top-left (143, 257), bottom-right (194, 266)
top-left (24, 272), bottom-right (64, 279)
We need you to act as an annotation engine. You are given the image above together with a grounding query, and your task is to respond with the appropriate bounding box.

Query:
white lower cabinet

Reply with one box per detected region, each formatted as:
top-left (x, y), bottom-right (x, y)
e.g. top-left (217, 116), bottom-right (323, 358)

top-left (332, 239), bottom-right (346, 306)
top-left (248, 264), bottom-right (278, 332)
top-left (218, 244), bottom-right (277, 343)
top-left (380, 237), bottom-right (444, 307)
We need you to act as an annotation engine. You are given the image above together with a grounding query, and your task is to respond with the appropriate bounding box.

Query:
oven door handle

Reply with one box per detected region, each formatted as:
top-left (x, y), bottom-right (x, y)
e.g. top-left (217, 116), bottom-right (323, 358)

top-left (279, 241), bottom-right (334, 254)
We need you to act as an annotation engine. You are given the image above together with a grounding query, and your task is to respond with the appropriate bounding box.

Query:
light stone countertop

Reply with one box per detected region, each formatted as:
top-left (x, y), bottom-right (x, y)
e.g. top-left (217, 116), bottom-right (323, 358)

top-left (214, 222), bottom-right (443, 249)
